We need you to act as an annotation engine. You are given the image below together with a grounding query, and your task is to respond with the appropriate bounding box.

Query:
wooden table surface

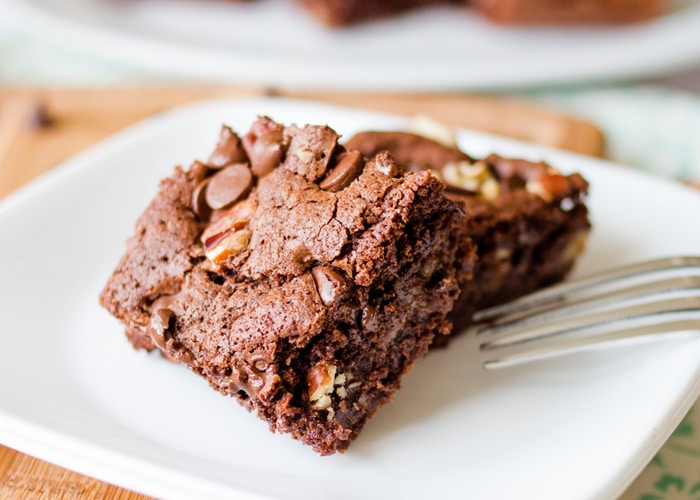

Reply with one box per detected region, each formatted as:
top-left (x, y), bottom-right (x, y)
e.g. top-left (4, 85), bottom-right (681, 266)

top-left (0, 86), bottom-right (673, 499)
top-left (0, 87), bottom-right (604, 201)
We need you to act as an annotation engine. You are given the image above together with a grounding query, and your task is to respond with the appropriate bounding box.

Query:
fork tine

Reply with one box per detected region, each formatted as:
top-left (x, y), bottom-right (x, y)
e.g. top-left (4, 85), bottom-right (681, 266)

top-left (481, 295), bottom-right (700, 349)
top-left (474, 275), bottom-right (700, 338)
top-left (481, 318), bottom-right (700, 369)
top-left (472, 256), bottom-right (700, 324)
top-left (479, 296), bottom-right (700, 369)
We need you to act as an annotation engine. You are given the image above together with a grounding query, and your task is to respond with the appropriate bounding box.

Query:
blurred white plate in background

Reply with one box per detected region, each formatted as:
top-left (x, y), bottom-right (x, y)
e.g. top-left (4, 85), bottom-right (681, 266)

top-left (2, 0), bottom-right (700, 90)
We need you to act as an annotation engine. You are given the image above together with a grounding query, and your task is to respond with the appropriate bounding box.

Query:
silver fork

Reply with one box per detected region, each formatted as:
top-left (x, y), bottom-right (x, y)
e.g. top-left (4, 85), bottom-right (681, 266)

top-left (472, 256), bottom-right (700, 369)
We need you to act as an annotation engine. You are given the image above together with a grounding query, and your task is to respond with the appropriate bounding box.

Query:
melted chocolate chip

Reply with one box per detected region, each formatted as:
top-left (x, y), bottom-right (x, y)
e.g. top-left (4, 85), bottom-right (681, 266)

top-left (205, 163), bottom-right (253, 210)
top-left (192, 177), bottom-right (212, 221)
top-left (208, 126), bottom-right (247, 168)
top-left (319, 150), bottom-right (364, 192)
top-left (172, 346), bottom-right (195, 365)
top-left (360, 305), bottom-right (381, 331)
top-left (250, 128), bottom-right (288, 177)
top-left (149, 307), bottom-right (174, 350)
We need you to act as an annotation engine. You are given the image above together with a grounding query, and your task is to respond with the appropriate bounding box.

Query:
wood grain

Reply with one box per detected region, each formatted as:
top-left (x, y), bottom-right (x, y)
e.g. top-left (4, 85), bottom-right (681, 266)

top-left (0, 447), bottom-right (141, 499)
top-left (0, 86), bottom-right (605, 499)
top-left (0, 87), bottom-right (604, 199)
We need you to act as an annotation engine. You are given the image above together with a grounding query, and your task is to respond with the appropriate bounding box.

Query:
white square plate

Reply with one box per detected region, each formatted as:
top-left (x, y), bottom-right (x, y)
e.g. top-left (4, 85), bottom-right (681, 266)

top-left (1, 97), bottom-right (699, 500)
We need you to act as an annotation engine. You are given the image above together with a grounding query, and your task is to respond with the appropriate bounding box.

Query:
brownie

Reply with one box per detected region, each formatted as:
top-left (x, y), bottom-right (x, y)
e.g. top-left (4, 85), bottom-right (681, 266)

top-left (297, 0), bottom-right (457, 25)
top-left (223, 0), bottom-right (663, 25)
top-left (289, 0), bottom-right (661, 25)
top-left (100, 117), bottom-right (474, 455)
top-left (345, 130), bottom-right (590, 333)
top-left (473, 0), bottom-right (663, 24)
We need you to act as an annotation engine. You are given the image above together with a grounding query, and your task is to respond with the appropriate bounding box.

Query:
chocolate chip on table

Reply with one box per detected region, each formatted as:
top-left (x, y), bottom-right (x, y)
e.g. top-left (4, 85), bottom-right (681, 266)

top-left (249, 128), bottom-right (288, 177)
top-left (262, 87), bottom-right (281, 97)
top-left (208, 126), bottom-right (248, 168)
top-left (205, 163), bottom-right (253, 210)
top-left (26, 101), bottom-right (54, 130)
top-left (311, 266), bottom-right (349, 306)
top-left (319, 150), bottom-right (364, 192)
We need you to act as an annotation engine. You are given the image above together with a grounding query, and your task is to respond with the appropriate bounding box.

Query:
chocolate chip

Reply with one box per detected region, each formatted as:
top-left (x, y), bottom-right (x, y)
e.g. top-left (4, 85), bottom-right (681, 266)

top-left (149, 308), bottom-right (174, 350)
top-left (152, 294), bottom-right (179, 310)
top-left (205, 163), bottom-right (253, 210)
top-left (189, 160), bottom-right (211, 180)
top-left (360, 305), bottom-right (381, 331)
top-left (192, 177), bottom-right (212, 221)
top-left (311, 266), bottom-right (349, 306)
top-left (26, 101), bottom-right (54, 130)
top-left (249, 128), bottom-right (288, 177)
top-left (208, 126), bottom-right (247, 169)
top-left (319, 150), bottom-right (364, 192)
top-left (173, 346), bottom-right (195, 365)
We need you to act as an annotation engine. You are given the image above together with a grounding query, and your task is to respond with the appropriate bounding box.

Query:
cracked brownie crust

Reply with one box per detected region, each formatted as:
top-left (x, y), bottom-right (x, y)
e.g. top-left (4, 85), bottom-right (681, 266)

top-left (100, 118), bottom-right (474, 454)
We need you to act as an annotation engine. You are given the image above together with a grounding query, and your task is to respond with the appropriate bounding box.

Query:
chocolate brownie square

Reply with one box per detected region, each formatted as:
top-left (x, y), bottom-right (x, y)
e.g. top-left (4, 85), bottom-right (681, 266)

top-left (473, 0), bottom-right (663, 24)
top-left (297, 0), bottom-right (458, 25)
top-left (100, 117), bottom-right (474, 455)
top-left (345, 130), bottom-right (590, 332)
top-left (227, 0), bottom-right (661, 25)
